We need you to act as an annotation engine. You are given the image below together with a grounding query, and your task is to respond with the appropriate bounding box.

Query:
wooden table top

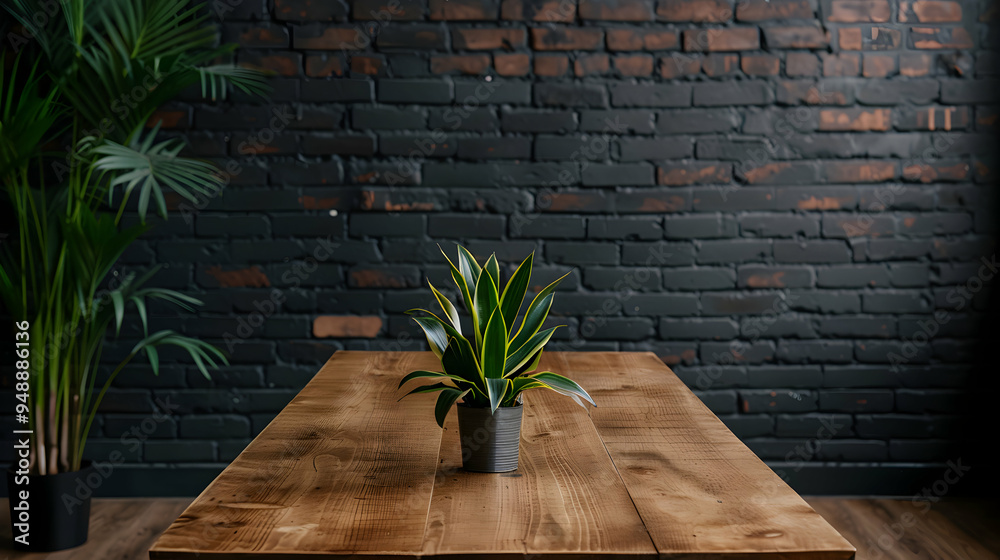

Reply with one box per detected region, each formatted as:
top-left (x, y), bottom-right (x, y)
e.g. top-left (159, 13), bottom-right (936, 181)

top-left (150, 351), bottom-right (856, 559)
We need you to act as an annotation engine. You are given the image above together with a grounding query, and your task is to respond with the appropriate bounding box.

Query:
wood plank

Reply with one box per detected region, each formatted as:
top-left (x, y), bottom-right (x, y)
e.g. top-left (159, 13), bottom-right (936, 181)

top-left (422, 385), bottom-right (656, 558)
top-left (558, 352), bottom-right (856, 560)
top-left (807, 497), bottom-right (1000, 560)
top-left (150, 351), bottom-right (446, 559)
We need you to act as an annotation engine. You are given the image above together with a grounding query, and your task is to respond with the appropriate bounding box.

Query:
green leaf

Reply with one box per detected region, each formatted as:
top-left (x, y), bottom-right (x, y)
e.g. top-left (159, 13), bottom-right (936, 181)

top-left (499, 252), bottom-right (532, 338)
top-left (399, 382), bottom-right (455, 400)
top-left (435, 388), bottom-right (470, 428)
top-left (411, 316), bottom-right (449, 358)
top-left (442, 336), bottom-right (484, 393)
top-left (486, 377), bottom-right (510, 414)
top-left (428, 280), bottom-right (461, 335)
top-left (509, 270), bottom-right (571, 354)
top-left (484, 253), bottom-right (500, 294)
top-left (473, 267), bottom-right (499, 349)
top-left (480, 308), bottom-right (507, 379)
top-left (398, 370), bottom-right (450, 389)
top-left (438, 245), bottom-right (475, 318)
top-left (457, 245), bottom-right (481, 295)
top-left (525, 371), bottom-right (596, 408)
top-left (505, 327), bottom-right (559, 376)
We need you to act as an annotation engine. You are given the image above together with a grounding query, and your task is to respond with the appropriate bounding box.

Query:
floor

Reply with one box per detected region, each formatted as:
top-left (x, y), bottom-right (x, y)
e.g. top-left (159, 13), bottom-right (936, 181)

top-left (0, 497), bottom-right (995, 559)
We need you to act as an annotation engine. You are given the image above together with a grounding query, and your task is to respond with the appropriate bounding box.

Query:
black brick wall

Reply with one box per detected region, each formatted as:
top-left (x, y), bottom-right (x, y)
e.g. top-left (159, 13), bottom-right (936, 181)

top-left (8, 0), bottom-right (1000, 495)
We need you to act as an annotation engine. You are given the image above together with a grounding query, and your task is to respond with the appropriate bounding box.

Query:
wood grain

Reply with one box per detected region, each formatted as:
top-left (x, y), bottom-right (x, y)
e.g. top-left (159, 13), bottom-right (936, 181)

top-left (150, 351), bottom-right (857, 558)
top-left (555, 352), bottom-right (857, 560)
top-left (150, 351), bottom-right (446, 559)
top-left (422, 387), bottom-right (655, 557)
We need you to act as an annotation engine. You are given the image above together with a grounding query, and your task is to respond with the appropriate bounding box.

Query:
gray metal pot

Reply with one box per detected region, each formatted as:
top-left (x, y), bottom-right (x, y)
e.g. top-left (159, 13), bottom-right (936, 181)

top-left (456, 404), bottom-right (523, 472)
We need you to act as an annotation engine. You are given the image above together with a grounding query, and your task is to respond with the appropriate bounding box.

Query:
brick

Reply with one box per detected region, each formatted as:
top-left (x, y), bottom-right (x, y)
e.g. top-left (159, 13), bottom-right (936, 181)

top-left (826, 0), bottom-right (890, 22)
top-left (776, 79), bottom-right (854, 105)
top-left (740, 390), bottom-right (818, 412)
top-left (820, 390), bottom-right (894, 412)
top-left (429, 0), bottom-right (499, 19)
top-left (738, 265), bottom-right (814, 288)
top-left (453, 27), bottom-right (525, 49)
top-left (430, 55), bottom-right (491, 75)
top-left (816, 314), bottom-right (897, 339)
top-left (742, 54), bottom-right (780, 75)
top-left (665, 214), bottom-right (737, 238)
top-left (510, 216), bottom-right (585, 238)
top-left (301, 79), bottom-right (373, 102)
top-left (501, 0), bottom-right (576, 21)
top-left (661, 318), bottom-right (739, 340)
top-left (823, 161), bottom-right (896, 183)
top-left (584, 267), bottom-right (662, 290)
top-left (581, 317), bottom-right (654, 340)
top-left (856, 79), bottom-right (939, 105)
top-left (899, 52), bottom-right (934, 76)
top-left (306, 54), bottom-right (345, 77)
top-left (746, 366), bottom-right (823, 387)
top-left (579, 0), bottom-right (655, 20)
top-left (657, 0), bottom-right (734, 22)
top-left (531, 28), bottom-right (604, 50)
top-left (786, 52), bottom-right (820, 76)
top-left (547, 242), bottom-right (618, 265)
top-left (775, 414), bottom-right (853, 437)
top-left (621, 241), bottom-right (696, 266)
top-left (349, 55), bottom-right (384, 76)
top-left (535, 82), bottom-right (608, 107)
top-left (607, 28), bottom-right (680, 50)
top-left (658, 162), bottom-right (732, 185)
top-left (698, 240), bottom-right (771, 263)
top-left (583, 163), bottom-right (655, 186)
top-left (354, 0), bottom-right (424, 19)
top-left (541, 191), bottom-right (611, 212)
top-left (313, 315), bottom-right (383, 337)
top-left (910, 26), bottom-right (975, 49)
top-left (534, 54), bottom-right (569, 76)
top-left (348, 265), bottom-right (421, 288)
top-left (376, 25), bottom-right (447, 48)
top-left (683, 28), bottom-right (759, 51)
top-left (494, 53), bottom-right (531, 76)
top-left (275, 0), bottom-right (349, 21)
top-left (694, 81), bottom-right (774, 105)
top-left (741, 214), bottom-right (821, 237)
top-left (737, 0), bottom-right (814, 20)
top-left (901, 0), bottom-right (962, 21)
top-left (821, 52), bottom-right (860, 76)
top-left (293, 25), bottom-right (365, 49)
top-left (862, 53), bottom-right (897, 77)
top-left (618, 137), bottom-right (692, 161)
top-left (702, 54), bottom-right (740, 76)
top-left (764, 26), bottom-right (829, 48)
top-left (657, 108), bottom-right (739, 133)
top-left (613, 54), bottom-right (656, 76)
top-left (457, 137), bottom-right (531, 159)
top-left (775, 240), bottom-right (852, 263)
top-left (180, 415), bottom-right (250, 438)
top-left (819, 108), bottom-right (890, 130)
top-left (659, 54), bottom-right (703, 77)
top-left (740, 162), bottom-right (819, 184)
top-left (663, 267), bottom-right (736, 290)
top-left (611, 83), bottom-right (692, 107)
top-left (777, 340), bottom-right (855, 363)
top-left (428, 214), bottom-right (505, 237)
top-left (455, 80), bottom-right (531, 104)
top-left (702, 292), bottom-right (784, 315)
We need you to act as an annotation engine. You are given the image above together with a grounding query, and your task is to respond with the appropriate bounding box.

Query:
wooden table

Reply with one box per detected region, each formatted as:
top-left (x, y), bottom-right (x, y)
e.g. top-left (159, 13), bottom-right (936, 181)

top-left (150, 351), bottom-right (856, 559)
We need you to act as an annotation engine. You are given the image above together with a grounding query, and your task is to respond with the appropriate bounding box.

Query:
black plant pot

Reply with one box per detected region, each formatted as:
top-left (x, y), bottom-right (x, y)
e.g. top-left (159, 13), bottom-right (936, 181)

top-left (7, 462), bottom-right (93, 552)
top-left (457, 404), bottom-right (523, 472)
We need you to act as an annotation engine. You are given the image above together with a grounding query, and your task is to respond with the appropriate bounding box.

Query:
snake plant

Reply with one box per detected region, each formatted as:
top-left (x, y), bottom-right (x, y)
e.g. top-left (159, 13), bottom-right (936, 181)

top-left (398, 245), bottom-right (595, 427)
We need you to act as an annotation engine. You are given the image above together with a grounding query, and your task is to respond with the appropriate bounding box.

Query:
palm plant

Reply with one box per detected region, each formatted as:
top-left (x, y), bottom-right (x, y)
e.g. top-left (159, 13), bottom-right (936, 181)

top-left (398, 246), bottom-right (595, 427)
top-left (0, 0), bottom-right (268, 475)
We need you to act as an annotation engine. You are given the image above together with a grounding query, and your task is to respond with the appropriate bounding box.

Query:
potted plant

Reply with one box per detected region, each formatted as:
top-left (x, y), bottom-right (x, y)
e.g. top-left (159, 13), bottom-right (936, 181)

top-left (398, 246), bottom-right (595, 472)
top-left (0, 0), bottom-right (266, 551)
